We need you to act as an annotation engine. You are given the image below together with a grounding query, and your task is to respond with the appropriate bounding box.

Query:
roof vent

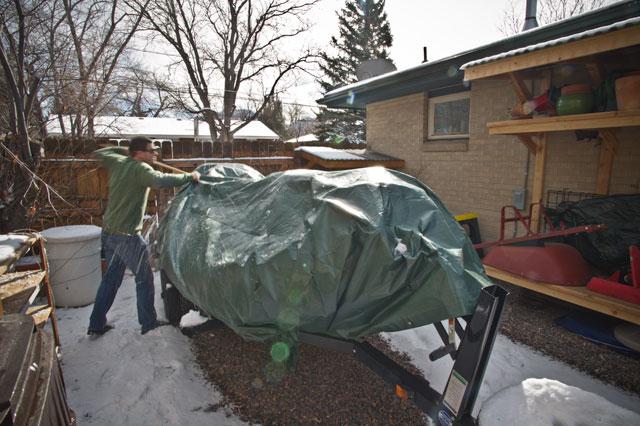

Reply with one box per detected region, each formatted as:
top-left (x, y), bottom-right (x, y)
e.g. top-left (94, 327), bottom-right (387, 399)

top-left (522, 0), bottom-right (539, 31)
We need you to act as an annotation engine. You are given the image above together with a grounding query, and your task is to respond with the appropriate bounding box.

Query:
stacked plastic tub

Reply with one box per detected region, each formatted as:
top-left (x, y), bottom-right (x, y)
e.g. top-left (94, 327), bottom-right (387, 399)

top-left (41, 225), bottom-right (102, 308)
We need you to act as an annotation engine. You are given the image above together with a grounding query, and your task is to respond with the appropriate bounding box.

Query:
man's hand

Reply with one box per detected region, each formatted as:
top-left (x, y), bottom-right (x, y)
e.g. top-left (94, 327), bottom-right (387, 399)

top-left (191, 171), bottom-right (201, 182)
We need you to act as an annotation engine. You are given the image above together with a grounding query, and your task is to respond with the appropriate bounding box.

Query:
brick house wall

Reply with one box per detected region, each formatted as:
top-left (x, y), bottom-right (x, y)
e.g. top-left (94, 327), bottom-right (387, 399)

top-left (366, 79), bottom-right (640, 243)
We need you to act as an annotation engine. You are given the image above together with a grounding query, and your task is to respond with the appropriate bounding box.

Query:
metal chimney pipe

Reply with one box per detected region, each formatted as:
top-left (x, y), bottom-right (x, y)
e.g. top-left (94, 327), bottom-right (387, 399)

top-left (522, 0), bottom-right (539, 31)
top-left (422, 46), bottom-right (428, 63)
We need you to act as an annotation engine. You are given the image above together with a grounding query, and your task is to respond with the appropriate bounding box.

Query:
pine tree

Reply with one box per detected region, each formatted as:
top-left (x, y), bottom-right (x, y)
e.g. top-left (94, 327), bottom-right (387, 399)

top-left (317, 0), bottom-right (393, 144)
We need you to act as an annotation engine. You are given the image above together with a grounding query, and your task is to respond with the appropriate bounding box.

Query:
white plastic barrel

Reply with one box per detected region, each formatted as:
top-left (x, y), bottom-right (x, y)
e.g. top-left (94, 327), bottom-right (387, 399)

top-left (41, 225), bottom-right (102, 307)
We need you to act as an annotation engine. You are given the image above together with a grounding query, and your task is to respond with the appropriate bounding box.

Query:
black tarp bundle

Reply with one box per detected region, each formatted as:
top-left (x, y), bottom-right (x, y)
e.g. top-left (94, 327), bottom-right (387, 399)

top-left (551, 194), bottom-right (640, 273)
top-left (158, 164), bottom-right (490, 343)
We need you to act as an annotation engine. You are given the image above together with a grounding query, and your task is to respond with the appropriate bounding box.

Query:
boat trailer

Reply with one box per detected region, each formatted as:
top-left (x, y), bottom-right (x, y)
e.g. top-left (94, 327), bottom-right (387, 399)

top-left (161, 271), bottom-right (507, 425)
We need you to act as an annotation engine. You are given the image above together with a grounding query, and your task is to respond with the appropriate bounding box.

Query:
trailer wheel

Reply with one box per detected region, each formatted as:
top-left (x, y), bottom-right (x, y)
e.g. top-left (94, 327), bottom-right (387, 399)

top-left (160, 270), bottom-right (196, 325)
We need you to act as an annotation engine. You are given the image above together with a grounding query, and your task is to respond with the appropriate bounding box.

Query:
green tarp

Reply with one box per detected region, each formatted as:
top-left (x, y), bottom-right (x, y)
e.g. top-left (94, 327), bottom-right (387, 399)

top-left (157, 164), bottom-right (490, 343)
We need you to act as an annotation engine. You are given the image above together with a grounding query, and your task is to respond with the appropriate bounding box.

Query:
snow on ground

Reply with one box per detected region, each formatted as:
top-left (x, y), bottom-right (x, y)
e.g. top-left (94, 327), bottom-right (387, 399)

top-left (383, 325), bottom-right (640, 420)
top-left (56, 271), bottom-right (640, 425)
top-left (478, 378), bottom-right (640, 426)
top-left (56, 272), bottom-right (245, 425)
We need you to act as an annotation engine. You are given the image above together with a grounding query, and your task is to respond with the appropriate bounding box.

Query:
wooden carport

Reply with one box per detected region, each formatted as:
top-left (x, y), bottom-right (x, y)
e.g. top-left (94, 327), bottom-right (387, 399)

top-left (462, 18), bottom-right (640, 325)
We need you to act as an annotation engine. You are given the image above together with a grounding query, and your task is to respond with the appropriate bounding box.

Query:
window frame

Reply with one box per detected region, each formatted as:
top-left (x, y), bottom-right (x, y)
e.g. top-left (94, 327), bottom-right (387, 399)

top-left (427, 91), bottom-right (471, 140)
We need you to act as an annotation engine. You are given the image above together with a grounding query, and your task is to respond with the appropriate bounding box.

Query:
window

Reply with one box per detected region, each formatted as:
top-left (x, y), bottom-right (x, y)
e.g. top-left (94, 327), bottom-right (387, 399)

top-left (427, 92), bottom-right (470, 140)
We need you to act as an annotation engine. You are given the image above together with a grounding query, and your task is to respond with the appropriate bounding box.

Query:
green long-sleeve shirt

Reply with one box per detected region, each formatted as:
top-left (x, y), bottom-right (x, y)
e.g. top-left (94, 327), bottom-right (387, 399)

top-left (95, 146), bottom-right (195, 234)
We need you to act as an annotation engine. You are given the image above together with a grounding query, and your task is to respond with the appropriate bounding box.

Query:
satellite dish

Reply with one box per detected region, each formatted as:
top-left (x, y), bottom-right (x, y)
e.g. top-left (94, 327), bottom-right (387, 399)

top-left (356, 58), bottom-right (397, 81)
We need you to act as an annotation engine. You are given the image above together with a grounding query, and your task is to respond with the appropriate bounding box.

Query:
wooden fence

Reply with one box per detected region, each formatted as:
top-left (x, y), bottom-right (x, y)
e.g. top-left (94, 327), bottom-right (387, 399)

top-left (43, 137), bottom-right (365, 159)
top-left (31, 138), bottom-right (366, 230)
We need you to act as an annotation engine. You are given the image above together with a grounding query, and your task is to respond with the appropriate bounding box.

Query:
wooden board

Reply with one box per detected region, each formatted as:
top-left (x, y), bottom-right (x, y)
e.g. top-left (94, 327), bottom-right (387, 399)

top-left (0, 270), bottom-right (46, 314)
top-left (464, 25), bottom-right (640, 81)
top-left (488, 110), bottom-right (640, 135)
top-left (485, 265), bottom-right (640, 325)
top-left (32, 307), bottom-right (52, 327)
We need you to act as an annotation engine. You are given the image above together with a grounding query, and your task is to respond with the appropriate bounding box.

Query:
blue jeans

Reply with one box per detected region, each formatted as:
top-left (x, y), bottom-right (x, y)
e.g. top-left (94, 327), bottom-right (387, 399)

top-left (89, 231), bottom-right (157, 331)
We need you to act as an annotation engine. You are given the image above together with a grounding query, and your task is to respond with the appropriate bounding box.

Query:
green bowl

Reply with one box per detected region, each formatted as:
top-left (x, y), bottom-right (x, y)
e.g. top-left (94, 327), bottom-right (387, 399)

top-left (556, 92), bottom-right (594, 115)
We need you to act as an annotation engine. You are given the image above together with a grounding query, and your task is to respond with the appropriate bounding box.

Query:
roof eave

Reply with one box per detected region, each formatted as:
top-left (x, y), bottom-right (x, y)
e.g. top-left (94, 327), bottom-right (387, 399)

top-left (317, 0), bottom-right (640, 109)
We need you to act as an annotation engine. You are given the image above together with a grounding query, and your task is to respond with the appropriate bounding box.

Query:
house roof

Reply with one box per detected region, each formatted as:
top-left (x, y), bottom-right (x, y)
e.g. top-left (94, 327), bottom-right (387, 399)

top-left (317, 0), bottom-right (640, 110)
top-left (46, 116), bottom-right (280, 141)
top-left (461, 16), bottom-right (640, 71)
top-left (284, 134), bottom-right (319, 143)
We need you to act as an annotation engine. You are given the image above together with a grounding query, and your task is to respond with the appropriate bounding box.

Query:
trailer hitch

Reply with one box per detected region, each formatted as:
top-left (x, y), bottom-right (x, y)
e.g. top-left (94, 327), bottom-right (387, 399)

top-left (300, 285), bottom-right (508, 425)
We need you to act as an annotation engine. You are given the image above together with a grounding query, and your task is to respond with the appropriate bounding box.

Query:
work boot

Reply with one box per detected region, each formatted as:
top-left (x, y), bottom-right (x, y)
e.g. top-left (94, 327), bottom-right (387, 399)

top-left (87, 324), bottom-right (114, 339)
top-left (141, 320), bottom-right (170, 335)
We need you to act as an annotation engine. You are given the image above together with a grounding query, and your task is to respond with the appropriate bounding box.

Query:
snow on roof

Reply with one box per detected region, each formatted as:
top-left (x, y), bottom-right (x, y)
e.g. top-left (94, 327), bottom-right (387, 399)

top-left (46, 116), bottom-right (280, 141)
top-left (295, 146), bottom-right (399, 162)
top-left (295, 146), bottom-right (364, 161)
top-left (461, 16), bottom-right (640, 70)
top-left (284, 134), bottom-right (319, 143)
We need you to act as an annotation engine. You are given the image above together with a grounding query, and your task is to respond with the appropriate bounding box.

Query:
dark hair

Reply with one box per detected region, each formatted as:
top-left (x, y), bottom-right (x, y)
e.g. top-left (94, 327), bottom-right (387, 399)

top-left (129, 137), bottom-right (153, 156)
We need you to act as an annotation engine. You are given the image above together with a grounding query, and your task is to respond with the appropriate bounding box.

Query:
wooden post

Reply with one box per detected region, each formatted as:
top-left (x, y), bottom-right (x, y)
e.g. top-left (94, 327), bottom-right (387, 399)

top-left (530, 134), bottom-right (547, 232)
top-left (595, 130), bottom-right (619, 195)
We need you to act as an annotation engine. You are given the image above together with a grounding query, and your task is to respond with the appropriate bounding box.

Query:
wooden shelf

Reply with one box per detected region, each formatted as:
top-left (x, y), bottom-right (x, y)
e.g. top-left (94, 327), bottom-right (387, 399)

top-left (488, 109), bottom-right (640, 135)
top-left (485, 265), bottom-right (640, 325)
top-left (0, 234), bottom-right (61, 346)
top-left (0, 270), bottom-right (46, 314)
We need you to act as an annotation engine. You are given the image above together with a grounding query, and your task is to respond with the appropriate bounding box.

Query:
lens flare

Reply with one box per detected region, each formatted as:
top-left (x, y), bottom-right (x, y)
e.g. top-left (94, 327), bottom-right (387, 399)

top-left (347, 90), bottom-right (356, 105)
top-left (270, 341), bottom-right (290, 362)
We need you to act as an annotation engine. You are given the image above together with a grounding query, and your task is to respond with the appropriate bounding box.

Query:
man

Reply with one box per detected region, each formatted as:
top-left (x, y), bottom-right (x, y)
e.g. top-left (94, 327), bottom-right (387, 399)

top-left (88, 137), bottom-right (200, 336)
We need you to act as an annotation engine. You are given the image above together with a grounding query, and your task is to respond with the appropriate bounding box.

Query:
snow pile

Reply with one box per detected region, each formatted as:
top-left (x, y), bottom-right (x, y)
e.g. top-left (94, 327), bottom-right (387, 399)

top-left (180, 310), bottom-right (209, 328)
top-left (478, 378), bottom-right (640, 425)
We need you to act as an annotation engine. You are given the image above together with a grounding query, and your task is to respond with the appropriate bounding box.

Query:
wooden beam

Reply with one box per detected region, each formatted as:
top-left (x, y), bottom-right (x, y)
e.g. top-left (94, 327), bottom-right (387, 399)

top-left (517, 135), bottom-right (538, 154)
top-left (485, 265), bottom-right (640, 325)
top-left (595, 129), bottom-right (620, 195)
top-left (464, 25), bottom-right (640, 81)
top-left (488, 109), bottom-right (640, 135)
top-left (509, 72), bottom-right (532, 102)
top-left (530, 134), bottom-right (547, 233)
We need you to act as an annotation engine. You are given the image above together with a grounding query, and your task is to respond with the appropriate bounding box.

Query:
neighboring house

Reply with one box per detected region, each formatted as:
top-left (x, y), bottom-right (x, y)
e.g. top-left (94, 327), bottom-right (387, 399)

top-left (317, 1), bottom-right (640, 243)
top-left (284, 134), bottom-right (319, 143)
top-left (46, 116), bottom-right (280, 158)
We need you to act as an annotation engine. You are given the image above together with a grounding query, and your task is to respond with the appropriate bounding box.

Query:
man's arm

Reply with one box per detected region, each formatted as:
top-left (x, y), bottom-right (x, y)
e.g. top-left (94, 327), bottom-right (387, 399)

top-left (136, 163), bottom-right (198, 188)
top-left (93, 146), bottom-right (129, 167)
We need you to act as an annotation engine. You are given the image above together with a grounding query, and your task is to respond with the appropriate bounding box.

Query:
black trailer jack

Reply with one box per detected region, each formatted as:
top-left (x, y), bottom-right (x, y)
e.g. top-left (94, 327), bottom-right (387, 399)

top-left (161, 271), bottom-right (507, 426)
top-left (298, 285), bottom-right (507, 426)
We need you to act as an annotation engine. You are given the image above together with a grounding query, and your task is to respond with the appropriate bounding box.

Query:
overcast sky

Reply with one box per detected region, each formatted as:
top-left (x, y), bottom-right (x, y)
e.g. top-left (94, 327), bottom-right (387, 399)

top-left (284, 0), bottom-right (518, 111)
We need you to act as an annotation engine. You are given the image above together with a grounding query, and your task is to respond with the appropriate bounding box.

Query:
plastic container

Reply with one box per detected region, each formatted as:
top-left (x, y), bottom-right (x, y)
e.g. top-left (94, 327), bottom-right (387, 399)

top-left (41, 225), bottom-right (102, 307)
top-left (615, 74), bottom-right (640, 111)
top-left (556, 84), bottom-right (594, 115)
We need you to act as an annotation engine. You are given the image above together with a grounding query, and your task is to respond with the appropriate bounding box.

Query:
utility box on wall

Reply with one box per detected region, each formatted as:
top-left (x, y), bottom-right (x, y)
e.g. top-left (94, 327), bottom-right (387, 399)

top-left (512, 188), bottom-right (526, 210)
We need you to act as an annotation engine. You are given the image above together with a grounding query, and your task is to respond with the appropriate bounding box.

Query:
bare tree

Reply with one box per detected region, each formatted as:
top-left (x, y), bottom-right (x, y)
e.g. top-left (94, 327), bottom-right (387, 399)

top-left (0, 0), bottom-right (59, 230)
top-left (499, 0), bottom-right (609, 36)
top-left (0, 0), bottom-right (52, 161)
top-left (117, 66), bottom-right (181, 117)
top-left (49, 0), bottom-right (147, 138)
top-left (136, 0), bottom-right (318, 153)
